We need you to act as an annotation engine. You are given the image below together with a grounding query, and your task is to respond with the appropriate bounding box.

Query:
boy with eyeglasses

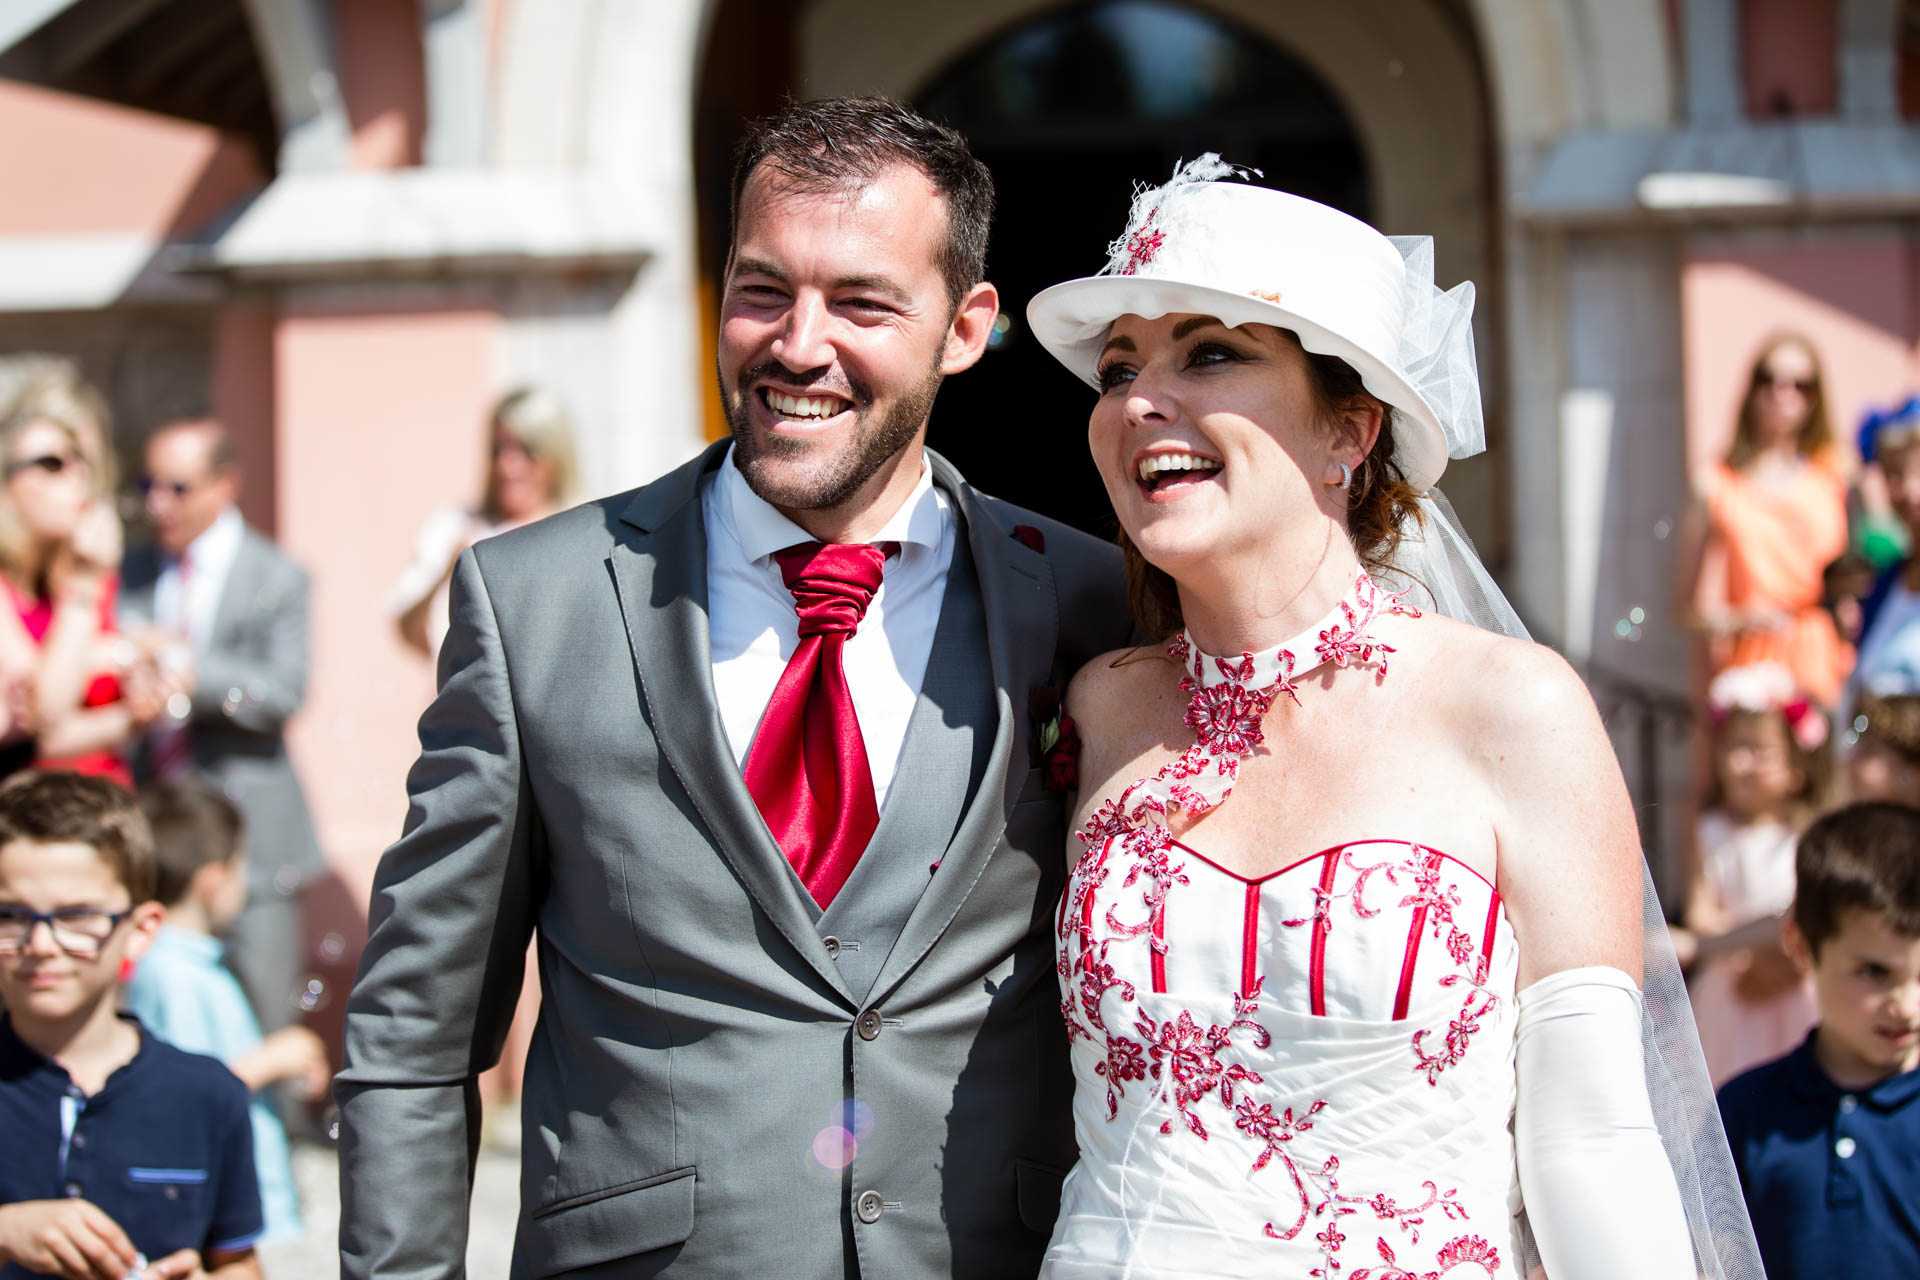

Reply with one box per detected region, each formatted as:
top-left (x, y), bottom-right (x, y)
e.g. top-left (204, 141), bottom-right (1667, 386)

top-left (0, 771), bottom-right (261, 1280)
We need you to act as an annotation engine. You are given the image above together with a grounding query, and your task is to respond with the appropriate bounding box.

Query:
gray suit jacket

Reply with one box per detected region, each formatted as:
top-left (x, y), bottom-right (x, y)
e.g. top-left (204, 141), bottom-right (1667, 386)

top-left (119, 525), bottom-right (325, 889)
top-left (337, 443), bottom-right (1130, 1279)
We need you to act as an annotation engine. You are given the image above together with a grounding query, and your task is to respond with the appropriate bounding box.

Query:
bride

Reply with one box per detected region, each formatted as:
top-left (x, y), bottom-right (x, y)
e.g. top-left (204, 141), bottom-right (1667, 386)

top-left (1025, 161), bottom-right (1763, 1279)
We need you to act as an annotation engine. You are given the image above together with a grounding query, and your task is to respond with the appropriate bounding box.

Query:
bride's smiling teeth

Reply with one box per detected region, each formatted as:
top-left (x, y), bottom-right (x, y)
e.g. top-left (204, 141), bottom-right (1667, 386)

top-left (1137, 453), bottom-right (1223, 484)
top-left (762, 389), bottom-right (850, 421)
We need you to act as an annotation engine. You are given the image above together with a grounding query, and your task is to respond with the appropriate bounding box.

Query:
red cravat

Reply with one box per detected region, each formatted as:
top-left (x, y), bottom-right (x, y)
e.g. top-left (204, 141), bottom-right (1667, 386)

top-left (744, 541), bottom-right (894, 908)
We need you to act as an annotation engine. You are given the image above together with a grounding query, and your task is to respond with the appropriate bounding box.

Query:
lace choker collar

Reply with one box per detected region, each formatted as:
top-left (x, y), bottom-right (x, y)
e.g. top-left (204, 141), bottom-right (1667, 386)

top-left (1078, 570), bottom-right (1417, 848)
top-left (1176, 569), bottom-right (1414, 700)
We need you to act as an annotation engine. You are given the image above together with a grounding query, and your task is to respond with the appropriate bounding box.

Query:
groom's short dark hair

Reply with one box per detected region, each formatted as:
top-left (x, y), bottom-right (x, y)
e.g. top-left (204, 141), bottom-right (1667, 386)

top-left (729, 96), bottom-right (995, 308)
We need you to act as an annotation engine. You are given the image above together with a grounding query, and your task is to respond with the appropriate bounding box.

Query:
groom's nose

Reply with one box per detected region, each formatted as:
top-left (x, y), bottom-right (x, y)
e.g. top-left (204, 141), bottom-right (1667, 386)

top-left (772, 290), bottom-right (835, 373)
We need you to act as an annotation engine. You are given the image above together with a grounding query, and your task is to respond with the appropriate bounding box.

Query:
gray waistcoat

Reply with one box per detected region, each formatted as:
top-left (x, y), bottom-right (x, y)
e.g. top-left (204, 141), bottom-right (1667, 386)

top-left (817, 541), bottom-right (992, 999)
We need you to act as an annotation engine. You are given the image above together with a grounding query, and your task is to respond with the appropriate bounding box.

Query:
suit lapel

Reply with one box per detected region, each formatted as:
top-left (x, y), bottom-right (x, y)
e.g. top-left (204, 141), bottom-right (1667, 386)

top-left (607, 442), bottom-right (856, 1005)
top-left (867, 452), bottom-right (1058, 1005)
top-left (204, 533), bottom-right (263, 652)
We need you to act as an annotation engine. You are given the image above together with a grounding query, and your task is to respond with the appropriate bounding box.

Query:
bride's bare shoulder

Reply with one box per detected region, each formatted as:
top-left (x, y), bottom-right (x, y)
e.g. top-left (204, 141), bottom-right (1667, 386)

top-left (1065, 642), bottom-right (1190, 742)
top-left (1400, 611), bottom-right (1607, 753)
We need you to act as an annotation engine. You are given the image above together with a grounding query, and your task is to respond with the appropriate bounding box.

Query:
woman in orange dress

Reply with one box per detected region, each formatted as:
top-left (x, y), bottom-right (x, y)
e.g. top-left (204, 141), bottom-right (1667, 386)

top-left (1682, 333), bottom-right (1852, 707)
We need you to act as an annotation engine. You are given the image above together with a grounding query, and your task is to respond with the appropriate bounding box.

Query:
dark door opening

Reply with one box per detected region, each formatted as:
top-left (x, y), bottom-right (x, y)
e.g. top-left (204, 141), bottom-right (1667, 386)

top-left (915, 0), bottom-right (1371, 538)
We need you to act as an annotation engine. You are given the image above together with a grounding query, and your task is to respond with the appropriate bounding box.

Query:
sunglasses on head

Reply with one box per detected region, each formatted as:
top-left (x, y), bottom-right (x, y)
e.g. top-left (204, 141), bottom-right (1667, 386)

top-left (2, 453), bottom-right (80, 480)
top-left (1756, 370), bottom-right (1815, 395)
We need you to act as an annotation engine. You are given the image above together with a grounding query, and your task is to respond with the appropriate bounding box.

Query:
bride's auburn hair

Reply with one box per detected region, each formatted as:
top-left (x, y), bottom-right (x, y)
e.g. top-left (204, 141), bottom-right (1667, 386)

top-left (1119, 330), bottom-right (1427, 639)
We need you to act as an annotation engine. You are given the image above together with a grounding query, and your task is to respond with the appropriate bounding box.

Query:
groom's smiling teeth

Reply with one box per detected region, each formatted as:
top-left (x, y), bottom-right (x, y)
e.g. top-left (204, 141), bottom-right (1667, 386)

top-left (1137, 453), bottom-right (1223, 486)
top-left (762, 389), bottom-right (851, 421)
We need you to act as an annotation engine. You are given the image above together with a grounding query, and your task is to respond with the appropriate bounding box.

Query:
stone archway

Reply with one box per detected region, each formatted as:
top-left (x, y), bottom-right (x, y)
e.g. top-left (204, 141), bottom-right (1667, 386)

top-left (798, 0), bottom-right (1509, 553)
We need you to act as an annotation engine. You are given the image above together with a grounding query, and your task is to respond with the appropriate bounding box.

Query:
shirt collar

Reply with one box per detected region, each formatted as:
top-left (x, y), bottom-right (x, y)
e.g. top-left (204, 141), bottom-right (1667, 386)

top-left (0, 1014), bottom-right (153, 1100)
top-left (151, 923), bottom-right (225, 964)
top-left (717, 444), bottom-right (943, 565)
top-left (1784, 1027), bottom-right (1920, 1109)
top-left (176, 505), bottom-right (242, 571)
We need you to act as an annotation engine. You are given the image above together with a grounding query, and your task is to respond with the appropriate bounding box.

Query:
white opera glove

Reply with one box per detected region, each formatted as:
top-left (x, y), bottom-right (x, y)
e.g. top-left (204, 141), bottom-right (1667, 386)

top-left (1514, 966), bottom-right (1695, 1280)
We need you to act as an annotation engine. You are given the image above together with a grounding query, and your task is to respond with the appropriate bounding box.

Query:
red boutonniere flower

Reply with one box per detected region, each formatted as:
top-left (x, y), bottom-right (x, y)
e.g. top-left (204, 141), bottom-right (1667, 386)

top-left (1030, 681), bottom-right (1079, 792)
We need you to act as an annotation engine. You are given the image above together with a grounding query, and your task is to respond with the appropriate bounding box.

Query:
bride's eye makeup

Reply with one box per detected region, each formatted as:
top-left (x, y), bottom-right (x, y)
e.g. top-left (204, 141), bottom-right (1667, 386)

top-left (1095, 360), bottom-right (1136, 393)
top-left (1184, 339), bottom-right (1247, 370)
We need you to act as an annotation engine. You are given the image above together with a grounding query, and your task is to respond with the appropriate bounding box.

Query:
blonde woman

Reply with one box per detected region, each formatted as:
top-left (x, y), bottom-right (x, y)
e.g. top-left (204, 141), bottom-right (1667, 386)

top-left (0, 391), bottom-right (161, 783)
top-left (391, 387), bottom-right (578, 658)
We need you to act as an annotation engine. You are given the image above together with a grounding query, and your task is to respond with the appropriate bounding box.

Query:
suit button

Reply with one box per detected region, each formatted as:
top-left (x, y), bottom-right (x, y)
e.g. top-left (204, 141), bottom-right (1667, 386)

top-left (856, 1010), bottom-right (882, 1041)
top-left (855, 1189), bottom-right (884, 1223)
top-left (824, 936), bottom-right (841, 959)
top-left (64, 1182), bottom-right (82, 1198)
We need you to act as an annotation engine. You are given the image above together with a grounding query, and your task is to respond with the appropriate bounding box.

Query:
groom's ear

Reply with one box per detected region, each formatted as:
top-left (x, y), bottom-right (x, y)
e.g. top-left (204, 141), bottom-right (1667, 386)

top-left (941, 281), bottom-right (1001, 376)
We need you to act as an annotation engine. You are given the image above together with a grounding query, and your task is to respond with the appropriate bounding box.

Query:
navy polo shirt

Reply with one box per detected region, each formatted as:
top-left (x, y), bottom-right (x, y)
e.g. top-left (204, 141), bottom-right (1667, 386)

top-left (1718, 1029), bottom-right (1920, 1279)
top-left (0, 1015), bottom-right (262, 1278)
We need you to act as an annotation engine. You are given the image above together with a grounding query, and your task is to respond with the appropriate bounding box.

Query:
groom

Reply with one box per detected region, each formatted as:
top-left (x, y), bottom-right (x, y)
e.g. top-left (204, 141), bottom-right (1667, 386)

top-left (336, 97), bottom-right (1129, 1279)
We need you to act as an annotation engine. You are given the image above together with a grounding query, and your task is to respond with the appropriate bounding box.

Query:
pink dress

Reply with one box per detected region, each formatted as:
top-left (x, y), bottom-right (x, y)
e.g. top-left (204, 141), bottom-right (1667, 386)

top-left (1687, 810), bottom-right (1817, 1086)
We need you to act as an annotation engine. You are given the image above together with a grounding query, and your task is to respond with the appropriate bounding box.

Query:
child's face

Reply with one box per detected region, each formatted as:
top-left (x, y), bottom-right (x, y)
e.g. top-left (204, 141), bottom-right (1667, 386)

top-left (206, 850), bottom-right (247, 931)
top-left (1716, 712), bottom-right (1800, 820)
top-left (1792, 908), bottom-right (1920, 1084)
top-left (1880, 438), bottom-right (1920, 535)
top-left (0, 839), bottom-right (159, 1027)
top-left (1845, 730), bottom-right (1920, 805)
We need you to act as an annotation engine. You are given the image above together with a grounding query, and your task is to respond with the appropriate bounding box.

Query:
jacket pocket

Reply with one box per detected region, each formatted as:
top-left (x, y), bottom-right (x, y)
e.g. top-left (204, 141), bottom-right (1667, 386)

top-left (524, 1166), bottom-right (696, 1276)
top-left (1014, 1158), bottom-right (1068, 1235)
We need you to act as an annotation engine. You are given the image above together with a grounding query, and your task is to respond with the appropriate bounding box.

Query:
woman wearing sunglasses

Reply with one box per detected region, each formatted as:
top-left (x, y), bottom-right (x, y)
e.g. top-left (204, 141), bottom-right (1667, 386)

top-left (0, 385), bottom-right (160, 785)
top-left (1680, 333), bottom-right (1851, 707)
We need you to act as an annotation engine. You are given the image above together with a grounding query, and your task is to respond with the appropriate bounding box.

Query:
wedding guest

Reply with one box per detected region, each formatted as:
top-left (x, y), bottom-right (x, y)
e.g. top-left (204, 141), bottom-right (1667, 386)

top-left (0, 396), bottom-right (159, 785)
top-left (391, 387), bottom-right (578, 659)
top-left (1719, 802), bottom-right (1920, 1279)
top-left (1682, 334), bottom-right (1851, 707)
top-left (119, 419), bottom-right (324, 1042)
top-left (1680, 663), bottom-right (1823, 1085)
top-left (0, 770), bottom-right (262, 1280)
top-left (123, 779), bottom-right (328, 1245)
top-left (1844, 692), bottom-right (1920, 807)
top-left (1852, 399), bottom-right (1920, 699)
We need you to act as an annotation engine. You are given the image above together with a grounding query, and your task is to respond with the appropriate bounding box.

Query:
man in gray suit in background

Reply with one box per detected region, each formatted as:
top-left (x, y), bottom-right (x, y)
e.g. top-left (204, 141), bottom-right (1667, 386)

top-left (337, 98), bottom-right (1130, 1278)
top-left (120, 417), bottom-right (327, 1036)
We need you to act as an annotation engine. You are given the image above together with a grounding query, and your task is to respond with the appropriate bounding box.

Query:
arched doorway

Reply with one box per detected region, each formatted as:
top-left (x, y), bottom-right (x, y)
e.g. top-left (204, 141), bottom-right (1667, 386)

top-left (913, 0), bottom-right (1372, 536)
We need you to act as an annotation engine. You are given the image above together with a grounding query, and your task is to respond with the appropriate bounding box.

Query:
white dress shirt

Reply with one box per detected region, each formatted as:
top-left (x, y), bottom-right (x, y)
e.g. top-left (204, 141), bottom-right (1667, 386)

top-left (703, 447), bottom-right (955, 809)
top-left (154, 505), bottom-right (244, 649)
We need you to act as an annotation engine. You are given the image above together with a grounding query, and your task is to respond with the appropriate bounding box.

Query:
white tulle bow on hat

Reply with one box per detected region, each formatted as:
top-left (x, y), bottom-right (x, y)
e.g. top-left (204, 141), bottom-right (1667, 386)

top-left (1025, 155), bottom-right (1482, 493)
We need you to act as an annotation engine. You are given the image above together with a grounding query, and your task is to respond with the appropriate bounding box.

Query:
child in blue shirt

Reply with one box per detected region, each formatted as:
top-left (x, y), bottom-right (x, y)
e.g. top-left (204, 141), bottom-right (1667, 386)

top-left (0, 770), bottom-right (261, 1280)
top-left (1717, 800), bottom-right (1920, 1279)
top-left (124, 780), bottom-right (328, 1244)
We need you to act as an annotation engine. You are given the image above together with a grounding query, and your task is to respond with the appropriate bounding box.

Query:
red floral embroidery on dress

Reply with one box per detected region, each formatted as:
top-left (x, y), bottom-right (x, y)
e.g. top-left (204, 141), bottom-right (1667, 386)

top-left (1349, 1233), bottom-right (1502, 1278)
top-left (1056, 572), bottom-right (1481, 1260)
top-left (1134, 1003), bottom-right (1269, 1138)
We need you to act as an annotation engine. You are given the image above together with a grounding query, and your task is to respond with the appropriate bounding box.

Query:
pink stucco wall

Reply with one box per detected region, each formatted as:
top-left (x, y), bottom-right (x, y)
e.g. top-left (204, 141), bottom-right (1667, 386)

top-left (1682, 240), bottom-right (1920, 474)
top-left (1741, 0), bottom-right (1838, 118)
top-left (272, 306), bottom-right (499, 912)
top-left (0, 81), bottom-right (264, 237)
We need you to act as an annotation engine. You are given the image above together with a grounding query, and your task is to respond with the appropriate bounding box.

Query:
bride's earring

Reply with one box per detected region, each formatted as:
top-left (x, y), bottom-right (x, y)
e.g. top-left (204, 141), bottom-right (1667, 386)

top-left (1325, 459), bottom-right (1353, 488)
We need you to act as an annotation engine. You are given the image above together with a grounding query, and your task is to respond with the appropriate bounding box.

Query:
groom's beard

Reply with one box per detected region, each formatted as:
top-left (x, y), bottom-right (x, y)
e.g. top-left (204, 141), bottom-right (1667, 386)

top-left (722, 355), bottom-right (944, 513)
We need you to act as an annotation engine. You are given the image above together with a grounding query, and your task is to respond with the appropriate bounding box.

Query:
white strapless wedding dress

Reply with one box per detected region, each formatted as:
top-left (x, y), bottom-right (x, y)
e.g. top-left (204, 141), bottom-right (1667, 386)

top-left (1046, 834), bottom-right (1520, 1279)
